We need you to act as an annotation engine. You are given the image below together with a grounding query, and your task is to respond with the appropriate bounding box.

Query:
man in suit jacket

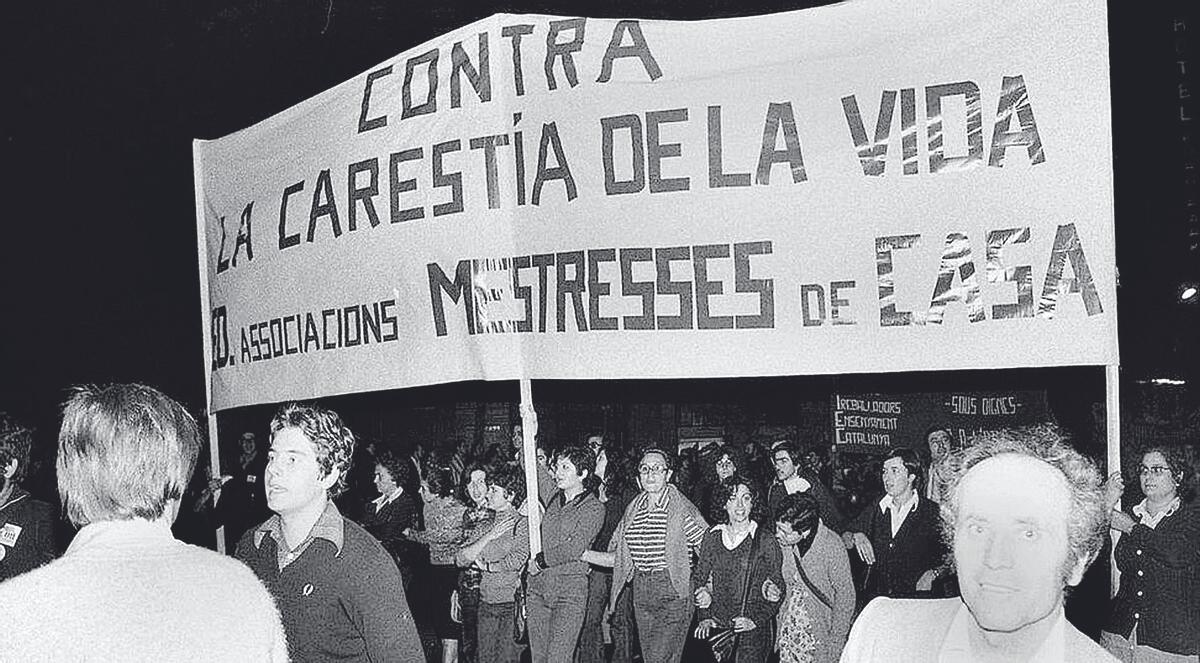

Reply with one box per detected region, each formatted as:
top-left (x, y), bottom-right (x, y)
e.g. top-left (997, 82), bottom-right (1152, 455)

top-left (841, 425), bottom-right (1117, 662)
top-left (841, 448), bottom-right (946, 601)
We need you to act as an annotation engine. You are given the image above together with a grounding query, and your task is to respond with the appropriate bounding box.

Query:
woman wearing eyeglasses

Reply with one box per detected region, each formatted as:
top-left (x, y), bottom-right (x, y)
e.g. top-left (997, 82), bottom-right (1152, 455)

top-left (1100, 446), bottom-right (1199, 662)
top-left (602, 447), bottom-right (708, 663)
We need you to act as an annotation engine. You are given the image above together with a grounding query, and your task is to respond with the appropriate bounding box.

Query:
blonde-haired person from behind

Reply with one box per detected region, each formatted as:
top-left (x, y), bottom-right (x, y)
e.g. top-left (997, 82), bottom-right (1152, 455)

top-left (0, 383), bottom-right (288, 662)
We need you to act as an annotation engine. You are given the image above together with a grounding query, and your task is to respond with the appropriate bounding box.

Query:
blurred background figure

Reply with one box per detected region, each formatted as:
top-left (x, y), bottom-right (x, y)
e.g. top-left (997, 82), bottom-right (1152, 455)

top-left (203, 430), bottom-right (270, 553)
top-left (362, 448), bottom-right (422, 591)
top-left (455, 464), bottom-right (495, 663)
top-left (408, 465), bottom-right (467, 663)
top-left (0, 412), bottom-right (56, 581)
top-left (1101, 445), bottom-right (1200, 662)
top-left (0, 384), bottom-right (287, 661)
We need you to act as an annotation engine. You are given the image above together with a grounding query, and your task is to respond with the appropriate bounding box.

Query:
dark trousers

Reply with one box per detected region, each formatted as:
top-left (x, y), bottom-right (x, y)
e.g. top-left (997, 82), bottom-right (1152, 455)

top-left (477, 601), bottom-right (524, 663)
top-left (528, 573), bottom-right (589, 663)
top-left (632, 569), bottom-right (692, 663)
top-left (459, 584), bottom-right (481, 663)
top-left (577, 569), bottom-right (636, 663)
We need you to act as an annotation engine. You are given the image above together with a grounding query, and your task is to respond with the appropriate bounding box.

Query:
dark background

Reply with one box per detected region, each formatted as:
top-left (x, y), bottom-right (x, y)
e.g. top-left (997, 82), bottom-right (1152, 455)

top-left (2, 0), bottom-right (1197, 460)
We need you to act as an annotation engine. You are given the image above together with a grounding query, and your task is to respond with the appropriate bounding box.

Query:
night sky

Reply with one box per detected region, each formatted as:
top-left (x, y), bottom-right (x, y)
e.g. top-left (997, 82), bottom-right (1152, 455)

top-left (3, 0), bottom-right (1197, 448)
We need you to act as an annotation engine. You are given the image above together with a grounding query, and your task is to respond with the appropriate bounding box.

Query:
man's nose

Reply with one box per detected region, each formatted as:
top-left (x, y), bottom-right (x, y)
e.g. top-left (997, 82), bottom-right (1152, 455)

top-left (982, 531), bottom-right (1015, 569)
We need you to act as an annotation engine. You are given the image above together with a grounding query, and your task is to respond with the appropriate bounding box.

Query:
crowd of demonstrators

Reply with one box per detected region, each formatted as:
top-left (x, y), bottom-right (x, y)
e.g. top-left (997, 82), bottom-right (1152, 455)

top-left (0, 384), bottom-right (289, 661)
top-left (1101, 445), bottom-right (1200, 662)
top-left (5, 387), bottom-right (1200, 663)
top-left (0, 412), bottom-right (56, 581)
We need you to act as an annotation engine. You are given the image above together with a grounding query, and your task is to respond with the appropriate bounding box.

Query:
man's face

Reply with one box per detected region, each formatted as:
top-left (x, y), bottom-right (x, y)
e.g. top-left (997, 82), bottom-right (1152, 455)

top-left (881, 456), bottom-right (914, 498)
top-left (266, 427), bottom-right (335, 518)
top-left (772, 450), bottom-right (797, 481)
top-left (954, 454), bottom-right (1082, 636)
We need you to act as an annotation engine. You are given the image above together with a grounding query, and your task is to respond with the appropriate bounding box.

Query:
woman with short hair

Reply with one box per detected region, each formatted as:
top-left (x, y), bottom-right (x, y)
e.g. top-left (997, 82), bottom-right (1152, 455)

top-left (456, 465), bottom-right (529, 663)
top-left (1101, 446), bottom-right (1200, 662)
top-left (607, 447), bottom-right (708, 663)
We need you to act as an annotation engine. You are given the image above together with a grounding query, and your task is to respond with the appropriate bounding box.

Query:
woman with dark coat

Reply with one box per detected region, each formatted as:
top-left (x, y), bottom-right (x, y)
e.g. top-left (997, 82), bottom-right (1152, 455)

top-left (361, 449), bottom-right (422, 590)
top-left (1101, 446), bottom-right (1200, 662)
top-left (692, 476), bottom-right (783, 663)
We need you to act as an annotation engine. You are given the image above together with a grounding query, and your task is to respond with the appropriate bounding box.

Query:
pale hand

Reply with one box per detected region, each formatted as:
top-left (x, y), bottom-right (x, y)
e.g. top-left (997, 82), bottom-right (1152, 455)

top-left (732, 617), bottom-right (756, 633)
top-left (916, 569), bottom-right (937, 592)
top-left (520, 403), bottom-right (539, 440)
top-left (761, 578), bottom-right (782, 603)
top-left (853, 533), bottom-right (876, 565)
top-left (1103, 472), bottom-right (1125, 510)
top-left (694, 586), bottom-right (712, 609)
top-left (694, 618), bottom-right (718, 639)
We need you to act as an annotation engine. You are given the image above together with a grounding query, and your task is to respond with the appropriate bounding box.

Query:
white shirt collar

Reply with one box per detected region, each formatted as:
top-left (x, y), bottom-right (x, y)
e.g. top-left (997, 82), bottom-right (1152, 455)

top-left (1132, 497), bottom-right (1180, 529)
top-left (782, 474), bottom-right (811, 495)
top-left (878, 490), bottom-right (919, 513)
top-left (372, 485), bottom-right (405, 511)
top-left (713, 521), bottom-right (757, 550)
top-left (939, 601), bottom-right (1066, 663)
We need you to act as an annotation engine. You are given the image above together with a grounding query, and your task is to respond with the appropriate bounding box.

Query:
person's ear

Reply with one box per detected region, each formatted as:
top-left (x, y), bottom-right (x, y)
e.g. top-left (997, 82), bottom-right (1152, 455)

top-left (319, 467), bottom-right (340, 492)
top-left (2, 458), bottom-right (17, 481)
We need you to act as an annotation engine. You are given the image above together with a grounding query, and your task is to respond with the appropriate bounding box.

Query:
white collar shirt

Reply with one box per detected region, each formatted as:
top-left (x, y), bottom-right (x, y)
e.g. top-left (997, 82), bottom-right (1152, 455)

top-left (1132, 496), bottom-right (1180, 530)
top-left (371, 486), bottom-right (405, 513)
top-left (878, 491), bottom-right (919, 537)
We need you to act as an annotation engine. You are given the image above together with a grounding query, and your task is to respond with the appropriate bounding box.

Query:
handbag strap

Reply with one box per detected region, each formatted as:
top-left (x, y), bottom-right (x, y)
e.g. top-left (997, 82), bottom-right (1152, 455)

top-left (792, 549), bottom-right (834, 613)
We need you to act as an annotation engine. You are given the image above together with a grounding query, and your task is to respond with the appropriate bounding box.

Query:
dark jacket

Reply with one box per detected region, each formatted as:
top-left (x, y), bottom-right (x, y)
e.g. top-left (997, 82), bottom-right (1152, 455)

top-left (1105, 501), bottom-right (1200, 655)
top-left (847, 493), bottom-right (945, 600)
top-left (361, 490), bottom-right (423, 583)
top-left (767, 471), bottom-right (846, 533)
top-left (0, 488), bottom-right (56, 581)
top-left (693, 525), bottom-right (784, 631)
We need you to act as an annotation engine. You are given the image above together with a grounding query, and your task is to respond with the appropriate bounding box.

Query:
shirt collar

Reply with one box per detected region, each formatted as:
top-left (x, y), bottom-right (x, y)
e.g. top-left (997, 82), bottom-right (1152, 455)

top-left (372, 486), bottom-right (404, 511)
top-left (0, 487), bottom-right (30, 513)
top-left (879, 491), bottom-right (919, 513)
top-left (1132, 497), bottom-right (1180, 529)
top-left (639, 486), bottom-right (673, 511)
top-left (939, 601), bottom-right (1066, 663)
top-left (782, 474), bottom-right (811, 494)
top-left (254, 500), bottom-right (345, 556)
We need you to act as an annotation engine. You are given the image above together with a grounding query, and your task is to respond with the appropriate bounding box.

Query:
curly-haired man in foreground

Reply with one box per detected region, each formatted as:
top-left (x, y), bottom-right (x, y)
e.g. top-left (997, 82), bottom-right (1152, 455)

top-left (841, 424), bottom-right (1117, 662)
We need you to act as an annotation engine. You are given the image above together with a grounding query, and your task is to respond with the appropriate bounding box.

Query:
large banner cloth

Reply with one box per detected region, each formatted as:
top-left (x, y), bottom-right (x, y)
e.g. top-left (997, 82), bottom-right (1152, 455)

top-left (194, 0), bottom-right (1117, 412)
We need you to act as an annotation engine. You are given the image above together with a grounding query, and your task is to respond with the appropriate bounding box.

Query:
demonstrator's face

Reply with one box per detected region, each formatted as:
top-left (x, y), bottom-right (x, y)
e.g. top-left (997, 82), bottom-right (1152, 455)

top-left (266, 427), bottom-right (334, 517)
top-left (954, 454), bottom-right (1079, 637)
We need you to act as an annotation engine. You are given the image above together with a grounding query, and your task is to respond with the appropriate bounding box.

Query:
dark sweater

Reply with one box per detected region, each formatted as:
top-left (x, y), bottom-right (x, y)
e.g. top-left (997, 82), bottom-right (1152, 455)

top-left (847, 494), bottom-right (946, 600)
top-left (361, 491), bottom-right (423, 581)
top-left (1106, 501), bottom-right (1200, 656)
top-left (237, 515), bottom-right (423, 663)
top-left (692, 525), bottom-right (783, 631)
top-left (0, 488), bottom-right (56, 581)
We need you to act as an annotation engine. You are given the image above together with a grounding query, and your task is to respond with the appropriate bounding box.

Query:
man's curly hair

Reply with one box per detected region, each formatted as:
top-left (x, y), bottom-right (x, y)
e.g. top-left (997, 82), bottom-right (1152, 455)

top-left (935, 423), bottom-right (1107, 583)
top-left (270, 402), bottom-right (355, 498)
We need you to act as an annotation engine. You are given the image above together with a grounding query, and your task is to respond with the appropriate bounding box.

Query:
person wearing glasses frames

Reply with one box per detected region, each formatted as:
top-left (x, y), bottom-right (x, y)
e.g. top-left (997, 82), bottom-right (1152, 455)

top-left (604, 447), bottom-right (708, 663)
top-left (1101, 446), bottom-right (1199, 662)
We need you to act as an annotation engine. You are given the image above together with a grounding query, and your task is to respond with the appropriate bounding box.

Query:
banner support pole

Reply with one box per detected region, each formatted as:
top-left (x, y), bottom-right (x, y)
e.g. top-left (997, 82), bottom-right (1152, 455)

top-left (1106, 364), bottom-right (1121, 598)
top-left (520, 379), bottom-right (542, 556)
top-left (193, 141), bottom-right (225, 554)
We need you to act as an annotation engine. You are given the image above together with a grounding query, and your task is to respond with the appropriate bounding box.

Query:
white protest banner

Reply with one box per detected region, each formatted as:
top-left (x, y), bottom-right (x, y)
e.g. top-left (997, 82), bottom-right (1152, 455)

top-left (194, 0), bottom-right (1117, 412)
